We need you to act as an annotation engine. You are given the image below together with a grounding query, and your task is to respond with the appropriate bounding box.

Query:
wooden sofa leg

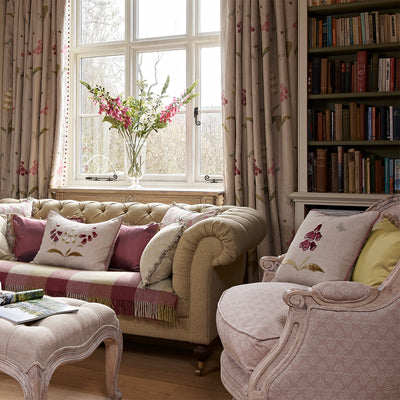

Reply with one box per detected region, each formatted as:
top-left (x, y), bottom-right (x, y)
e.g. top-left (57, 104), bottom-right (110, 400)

top-left (193, 345), bottom-right (210, 376)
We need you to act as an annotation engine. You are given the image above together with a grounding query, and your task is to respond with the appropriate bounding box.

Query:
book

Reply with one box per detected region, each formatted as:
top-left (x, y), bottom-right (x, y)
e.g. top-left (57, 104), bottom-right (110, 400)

top-left (357, 51), bottom-right (367, 92)
top-left (0, 289), bottom-right (44, 306)
top-left (348, 149), bottom-right (355, 193)
top-left (0, 296), bottom-right (78, 324)
top-left (334, 104), bottom-right (343, 140)
top-left (330, 152), bottom-right (338, 192)
top-left (338, 146), bottom-right (344, 192)
top-left (320, 58), bottom-right (328, 94)
top-left (395, 159), bottom-right (400, 194)
top-left (312, 56), bottom-right (321, 94)
top-left (393, 108), bottom-right (400, 140)
top-left (316, 148), bottom-right (328, 192)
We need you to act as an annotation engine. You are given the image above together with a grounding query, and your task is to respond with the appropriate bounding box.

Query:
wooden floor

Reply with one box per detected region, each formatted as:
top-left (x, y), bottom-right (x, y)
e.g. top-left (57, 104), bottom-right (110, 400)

top-left (0, 336), bottom-right (231, 399)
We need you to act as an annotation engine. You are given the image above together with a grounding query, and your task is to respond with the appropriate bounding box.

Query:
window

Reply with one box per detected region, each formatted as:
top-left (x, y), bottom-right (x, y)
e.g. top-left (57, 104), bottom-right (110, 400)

top-left (69, 0), bottom-right (222, 187)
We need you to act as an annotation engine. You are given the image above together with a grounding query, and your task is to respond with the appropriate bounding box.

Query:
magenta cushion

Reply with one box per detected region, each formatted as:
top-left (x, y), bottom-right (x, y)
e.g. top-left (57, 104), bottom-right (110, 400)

top-left (12, 214), bottom-right (85, 262)
top-left (12, 215), bottom-right (46, 262)
top-left (109, 223), bottom-right (159, 271)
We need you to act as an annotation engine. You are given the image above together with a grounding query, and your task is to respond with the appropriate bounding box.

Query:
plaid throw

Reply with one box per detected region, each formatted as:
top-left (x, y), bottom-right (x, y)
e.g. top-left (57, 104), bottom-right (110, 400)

top-left (0, 261), bottom-right (178, 323)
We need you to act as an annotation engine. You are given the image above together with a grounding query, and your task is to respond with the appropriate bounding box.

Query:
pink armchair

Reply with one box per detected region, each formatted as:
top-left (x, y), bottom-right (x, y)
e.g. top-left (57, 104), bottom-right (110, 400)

top-left (217, 196), bottom-right (400, 399)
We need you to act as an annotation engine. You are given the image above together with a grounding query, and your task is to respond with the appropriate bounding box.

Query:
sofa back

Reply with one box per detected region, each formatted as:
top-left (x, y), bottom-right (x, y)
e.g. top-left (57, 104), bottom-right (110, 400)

top-left (29, 199), bottom-right (224, 225)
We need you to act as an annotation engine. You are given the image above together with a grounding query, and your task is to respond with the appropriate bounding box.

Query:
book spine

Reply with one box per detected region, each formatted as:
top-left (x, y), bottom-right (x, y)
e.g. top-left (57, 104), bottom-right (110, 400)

top-left (348, 149), bottom-right (355, 193)
top-left (316, 148), bottom-right (328, 192)
top-left (338, 146), bottom-right (344, 193)
top-left (393, 108), bottom-right (400, 140)
top-left (395, 159), bottom-right (400, 194)
top-left (320, 58), bottom-right (328, 94)
top-left (312, 56), bottom-right (321, 94)
top-left (357, 51), bottom-right (367, 92)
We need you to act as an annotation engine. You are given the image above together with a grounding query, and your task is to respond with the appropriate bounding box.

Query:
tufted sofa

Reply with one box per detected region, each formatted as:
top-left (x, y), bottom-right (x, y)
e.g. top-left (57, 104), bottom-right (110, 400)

top-left (0, 198), bottom-right (266, 373)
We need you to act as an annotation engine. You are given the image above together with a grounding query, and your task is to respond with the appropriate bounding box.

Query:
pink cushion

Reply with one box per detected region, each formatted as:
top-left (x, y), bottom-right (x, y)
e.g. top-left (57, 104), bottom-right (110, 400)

top-left (12, 215), bottom-right (85, 262)
top-left (110, 223), bottom-right (159, 271)
top-left (12, 215), bottom-right (46, 262)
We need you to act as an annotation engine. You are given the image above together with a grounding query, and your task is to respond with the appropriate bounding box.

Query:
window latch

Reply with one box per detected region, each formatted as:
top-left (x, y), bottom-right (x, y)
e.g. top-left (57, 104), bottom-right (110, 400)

top-left (194, 107), bottom-right (201, 126)
top-left (204, 175), bottom-right (223, 183)
top-left (85, 174), bottom-right (118, 181)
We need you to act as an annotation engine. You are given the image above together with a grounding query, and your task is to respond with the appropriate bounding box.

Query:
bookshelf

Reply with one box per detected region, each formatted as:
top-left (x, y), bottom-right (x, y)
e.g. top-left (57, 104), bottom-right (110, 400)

top-left (293, 0), bottom-right (400, 228)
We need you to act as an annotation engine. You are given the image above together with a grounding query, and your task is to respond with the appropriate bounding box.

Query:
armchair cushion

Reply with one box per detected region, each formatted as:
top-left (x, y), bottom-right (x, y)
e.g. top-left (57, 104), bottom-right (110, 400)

top-left (273, 210), bottom-right (379, 286)
top-left (352, 217), bottom-right (400, 287)
top-left (216, 281), bottom-right (307, 374)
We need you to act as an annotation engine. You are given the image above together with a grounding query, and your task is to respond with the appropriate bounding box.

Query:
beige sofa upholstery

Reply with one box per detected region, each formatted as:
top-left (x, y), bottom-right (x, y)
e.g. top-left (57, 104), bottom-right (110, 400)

top-left (0, 198), bottom-right (266, 373)
top-left (217, 195), bottom-right (400, 399)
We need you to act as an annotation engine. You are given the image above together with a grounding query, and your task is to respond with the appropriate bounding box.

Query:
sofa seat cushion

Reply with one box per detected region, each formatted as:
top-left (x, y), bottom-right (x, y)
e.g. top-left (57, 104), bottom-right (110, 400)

top-left (0, 260), bottom-right (178, 323)
top-left (217, 282), bottom-right (307, 374)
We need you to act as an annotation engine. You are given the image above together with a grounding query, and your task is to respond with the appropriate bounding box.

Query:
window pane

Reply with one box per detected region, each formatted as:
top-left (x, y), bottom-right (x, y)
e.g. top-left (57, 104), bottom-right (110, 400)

top-left (80, 117), bottom-right (125, 175)
top-left (137, 0), bottom-right (186, 39)
top-left (200, 112), bottom-right (223, 176)
top-left (81, 55), bottom-right (125, 114)
top-left (138, 50), bottom-right (186, 104)
top-left (200, 47), bottom-right (221, 109)
top-left (199, 0), bottom-right (220, 33)
top-left (81, 0), bottom-right (125, 44)
top-left (145, 114), bottom-right (186, 174)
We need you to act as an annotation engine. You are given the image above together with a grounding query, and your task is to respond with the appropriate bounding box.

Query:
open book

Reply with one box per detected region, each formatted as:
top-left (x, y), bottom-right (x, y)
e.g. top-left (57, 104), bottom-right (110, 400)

top-left (0, 295), bottom-right (78, 324)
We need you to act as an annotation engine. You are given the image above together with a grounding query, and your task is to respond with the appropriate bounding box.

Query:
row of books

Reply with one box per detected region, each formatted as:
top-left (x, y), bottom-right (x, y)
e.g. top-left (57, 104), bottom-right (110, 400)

top-left (308, 104), bottom-right (400, 142)
top-left (309, 12), bottom-right (400, 48)
top-left (309, 0), bottom-right (366, 5)
top-left (308, 148), bottom-right (400, 194)
top-left (309, 52), bottom-right (400, 95)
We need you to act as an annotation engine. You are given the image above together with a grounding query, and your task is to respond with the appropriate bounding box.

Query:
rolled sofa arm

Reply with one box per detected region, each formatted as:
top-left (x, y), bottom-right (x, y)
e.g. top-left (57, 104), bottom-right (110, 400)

top-left (283, 280), bottom-right (379, 309)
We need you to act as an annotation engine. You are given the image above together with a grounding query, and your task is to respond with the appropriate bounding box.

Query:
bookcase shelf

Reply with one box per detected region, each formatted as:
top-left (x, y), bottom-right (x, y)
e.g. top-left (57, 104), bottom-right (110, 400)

top-left (292, 0), bottom-right (400, 227)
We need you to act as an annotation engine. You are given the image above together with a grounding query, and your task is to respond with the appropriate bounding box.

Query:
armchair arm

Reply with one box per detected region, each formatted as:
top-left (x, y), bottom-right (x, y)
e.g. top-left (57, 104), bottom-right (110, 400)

top-left (283, 280), bottom-right (379, 309)
top-left (259, 255), bottom-right (285, 282)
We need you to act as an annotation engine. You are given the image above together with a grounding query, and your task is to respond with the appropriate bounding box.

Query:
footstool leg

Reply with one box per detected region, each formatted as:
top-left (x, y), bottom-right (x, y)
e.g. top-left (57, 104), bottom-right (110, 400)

top-left (104, 336), bottom-right (123, 400)
top-left (25, 364), bottom-right (47, 400)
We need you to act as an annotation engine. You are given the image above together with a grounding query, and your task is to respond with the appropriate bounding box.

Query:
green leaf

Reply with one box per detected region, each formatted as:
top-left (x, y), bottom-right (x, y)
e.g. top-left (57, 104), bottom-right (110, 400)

top-left (281, 258), bottom-right (298, 270)
top-left (48, 249), bottom-right (64, 256)
top-left (301, 263), bottom-right (325, 273)
top-left (67, 252), bottom-right (83, 258)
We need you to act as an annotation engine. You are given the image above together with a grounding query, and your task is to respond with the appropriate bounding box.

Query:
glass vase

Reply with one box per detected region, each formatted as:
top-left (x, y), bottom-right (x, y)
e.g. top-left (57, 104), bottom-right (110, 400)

top-left (125, 151), bottom-right (145, 189)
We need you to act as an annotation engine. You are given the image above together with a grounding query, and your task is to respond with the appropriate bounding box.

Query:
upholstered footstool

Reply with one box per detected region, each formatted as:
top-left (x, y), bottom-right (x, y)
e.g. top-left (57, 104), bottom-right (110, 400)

top-left (0, 297), bottom-right (123, 400)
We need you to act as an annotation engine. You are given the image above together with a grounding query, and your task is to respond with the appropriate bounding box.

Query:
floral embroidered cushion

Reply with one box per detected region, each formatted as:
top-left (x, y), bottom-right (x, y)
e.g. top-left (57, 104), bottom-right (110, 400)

top-left (12, 214), bottom-right (85, 262)
top-left (33, 210), bottom-right (123, 271)
top-left (161, 205), bottom-right (218, 228)
top-left (0, 216), bottom-right (14, 260)
top-left (109, 223), bottom-right (160, 272)
top-left (273, 210), bottom-right (380, 287)
top-left (352, 217), bottom-right (400, 287)
top-left (140, 222), bottom-right (186, 286)
top-left (0, 198), bottom-right (34, 250)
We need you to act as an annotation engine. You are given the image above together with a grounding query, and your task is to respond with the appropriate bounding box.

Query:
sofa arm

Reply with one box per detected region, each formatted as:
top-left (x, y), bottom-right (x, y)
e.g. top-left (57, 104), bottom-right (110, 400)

top-left (283, 280), bottom-right (379, 309)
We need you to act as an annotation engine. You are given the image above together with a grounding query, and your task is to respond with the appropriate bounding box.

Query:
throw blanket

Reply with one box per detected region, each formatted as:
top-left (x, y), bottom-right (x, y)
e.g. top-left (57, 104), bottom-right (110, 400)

top-left (0, 261), bottom-right (178, 323)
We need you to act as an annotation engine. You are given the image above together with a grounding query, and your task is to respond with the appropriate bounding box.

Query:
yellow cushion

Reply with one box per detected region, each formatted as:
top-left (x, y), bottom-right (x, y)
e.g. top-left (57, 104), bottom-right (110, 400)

top-left (352, 218), bottom-right (400, 287)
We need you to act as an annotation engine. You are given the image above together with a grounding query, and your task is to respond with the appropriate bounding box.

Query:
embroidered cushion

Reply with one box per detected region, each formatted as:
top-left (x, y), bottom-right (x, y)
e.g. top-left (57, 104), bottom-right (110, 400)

top-left (352, 217), bottom-right (400, 287)
top-left (140, 222), bottom-right (186, 286)
top-left (0, 216), bottom-right (14, 260)
top-left (33, 210), bottom-right (123, 271)
top-left (161, 205), bottom-right (218, 228)
top-left (12, 214), bottom-right (86, 262)
top-left (109, 223), bottom-right (159, 271)
top-left (273, 210), bottom-right (380, 286)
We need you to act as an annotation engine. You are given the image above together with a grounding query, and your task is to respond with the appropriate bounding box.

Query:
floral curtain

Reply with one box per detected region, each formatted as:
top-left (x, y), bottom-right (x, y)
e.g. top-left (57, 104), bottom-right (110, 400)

top-left (0, 0), bottom-right (67, 199)
top-left (221, 0), bottom-right (298, 281)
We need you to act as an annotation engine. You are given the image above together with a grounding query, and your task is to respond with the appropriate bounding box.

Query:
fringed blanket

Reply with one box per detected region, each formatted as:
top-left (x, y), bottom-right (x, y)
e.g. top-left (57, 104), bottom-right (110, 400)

top-left (0, 260), bottom-right (178, 323)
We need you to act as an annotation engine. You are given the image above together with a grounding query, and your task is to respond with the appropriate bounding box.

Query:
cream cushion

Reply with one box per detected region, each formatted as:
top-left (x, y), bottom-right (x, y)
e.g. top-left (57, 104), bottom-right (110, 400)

top-left (33, 210), bottom-right (122, 271)
top-left (161, 205), bottom-right (218, 228)
top-left (0, 216), bottom-right (14, 260)
top-left (140, 222), bottom-right (185, 286)
top-left (273, 210), bottom-right (379, 286)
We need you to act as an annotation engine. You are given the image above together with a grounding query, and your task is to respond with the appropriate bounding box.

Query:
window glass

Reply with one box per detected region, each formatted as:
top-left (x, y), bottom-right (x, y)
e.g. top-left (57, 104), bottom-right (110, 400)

top-left (199, 0), bottom-right (220, 33)
top-left (200, 47), bottom-right (221, 109)
top-left (81, 0), bottom-right (125, 43)
top-left (137, 0), bottom-right (186, 39)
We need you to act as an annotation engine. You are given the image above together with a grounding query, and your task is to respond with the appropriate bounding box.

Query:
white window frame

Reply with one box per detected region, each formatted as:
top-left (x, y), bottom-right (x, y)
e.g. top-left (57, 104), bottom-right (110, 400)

top-left (66, 0), bottom-right (222, 188)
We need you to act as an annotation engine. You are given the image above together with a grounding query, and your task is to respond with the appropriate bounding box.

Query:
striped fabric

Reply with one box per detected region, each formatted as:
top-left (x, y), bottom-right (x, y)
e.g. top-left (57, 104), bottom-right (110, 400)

top-left (0, 260), bottom-right (178, 323)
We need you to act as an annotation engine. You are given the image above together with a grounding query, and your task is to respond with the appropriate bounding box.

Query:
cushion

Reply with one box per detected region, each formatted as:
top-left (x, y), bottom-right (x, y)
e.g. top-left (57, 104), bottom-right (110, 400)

top-left (0, 216), bottom-right (14, 260)
top-left (352, 217), bottom-right (400, 287)
top-left (273, 210), bottom-right (380, 286)
top-left (217, 282), bottom-right (308, 374)
top-left (12, 215), bottom-right (85, 262)
top-left (109, 223), bottom-right (159, 271)
top-left (33, 210), bottom-right (122, 271)
top-left (161, 205), bottom-right (218, 228)
top-left (140, 222), bottom-right (185, 286)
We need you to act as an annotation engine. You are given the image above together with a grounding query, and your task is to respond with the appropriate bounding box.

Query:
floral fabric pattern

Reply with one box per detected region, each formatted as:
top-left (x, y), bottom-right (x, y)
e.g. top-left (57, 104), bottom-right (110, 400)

top-left (221, 0), bottom-right (298, 281)
top-left (0, 0), bottom-right (67, 198)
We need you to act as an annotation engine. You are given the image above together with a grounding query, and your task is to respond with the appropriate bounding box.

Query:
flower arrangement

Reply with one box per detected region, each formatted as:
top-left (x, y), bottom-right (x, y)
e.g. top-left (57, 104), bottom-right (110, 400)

top-left (81, 77), bottom-right (198, 186)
